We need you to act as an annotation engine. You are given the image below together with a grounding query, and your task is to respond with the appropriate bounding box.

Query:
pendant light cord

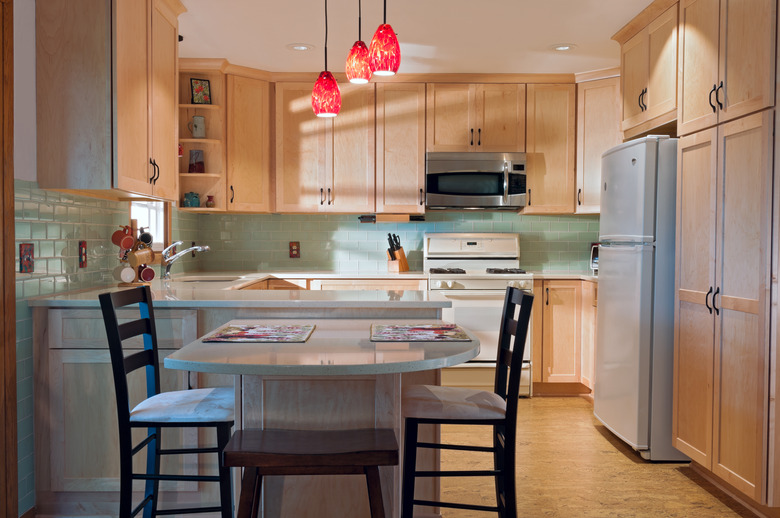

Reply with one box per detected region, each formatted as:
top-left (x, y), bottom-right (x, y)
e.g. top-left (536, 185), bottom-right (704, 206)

top-left (383, 0), bottom-right (386, 23)
top-left (324, 0), bottom-right (329, 71)
top-left (358, 0), bottom-right (362, 40)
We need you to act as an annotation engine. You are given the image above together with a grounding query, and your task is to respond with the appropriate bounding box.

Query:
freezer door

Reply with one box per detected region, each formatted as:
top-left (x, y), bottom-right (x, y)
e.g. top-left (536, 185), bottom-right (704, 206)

top-left (600, 138), bottom-right (659, 242)
top-left (594, 244), bottom-right (654, 450)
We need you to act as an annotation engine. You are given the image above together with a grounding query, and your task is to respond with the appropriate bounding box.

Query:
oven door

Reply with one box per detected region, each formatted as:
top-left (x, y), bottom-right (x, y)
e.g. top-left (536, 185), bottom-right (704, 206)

top-left (431, 289), bottom-right (532, 396)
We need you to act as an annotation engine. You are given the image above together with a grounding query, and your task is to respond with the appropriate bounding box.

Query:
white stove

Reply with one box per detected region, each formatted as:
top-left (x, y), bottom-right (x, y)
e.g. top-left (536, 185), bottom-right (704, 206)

top-left (424, 233), bottom-right (533, 397)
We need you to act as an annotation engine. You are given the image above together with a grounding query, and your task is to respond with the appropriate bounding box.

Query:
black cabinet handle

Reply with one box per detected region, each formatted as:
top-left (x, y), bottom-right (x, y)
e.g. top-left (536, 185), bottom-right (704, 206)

top-left (638, 90), bottom-right (643, 111)
top-left (705, 286), bottom-right (713, 314)
top-left (327, 187), bottom-right (332, 205)
top-left (320, 188), bottom-right (325, 205)
top-left (152, 159), bottom-right (160, 184)
top-left (470, 128), bottom-right (474, 146)
top-left (715, 81), bottom-right (724, 110)
top-left (546, 287), bottom-right (549, 305)
top-left (641, 88), bottom-right (648, 111)
top-left (148, 158), bottom-right (154, 183)
top-left (708, 84), bottom-right (717, 113)
top-left (577, 188), bottom-right (582, 206)
top-left (527, 188), bottom-right (531, 206)
top-left (230, 185), bottom-right (234, 203)
top-left (419, 188), bottom-right (424, 205)
top-left (713, 287), bottom-right (720, 315)
top-left (477, 128), bottom-right (481, 146)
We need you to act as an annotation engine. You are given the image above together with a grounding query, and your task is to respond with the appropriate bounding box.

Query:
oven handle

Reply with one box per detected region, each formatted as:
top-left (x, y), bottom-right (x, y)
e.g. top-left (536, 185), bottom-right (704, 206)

top-left (503, 161), bottom-right (509, 204)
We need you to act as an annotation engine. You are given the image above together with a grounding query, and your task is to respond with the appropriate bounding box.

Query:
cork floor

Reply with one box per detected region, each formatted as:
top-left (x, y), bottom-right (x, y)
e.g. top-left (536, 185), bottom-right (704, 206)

top-left (437, 397), bottom-right (757, 518)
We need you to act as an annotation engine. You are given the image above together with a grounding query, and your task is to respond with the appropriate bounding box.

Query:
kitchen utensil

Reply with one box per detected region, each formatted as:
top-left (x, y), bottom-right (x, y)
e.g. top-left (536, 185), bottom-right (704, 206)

top-left (138, 229), bottom-right (153, 245)
top-left (128, 248), bottom-right (154, 268)
top-left (138, 265), bottom-right (156, 282)
top-left (119, 233), bottom-right (136, 250)
top-left (111, 226), bottom-right (131, 246)
top-left (187, 115), bottom-right (206, 138)
top-left (113, 265), bottom-right (136, 283)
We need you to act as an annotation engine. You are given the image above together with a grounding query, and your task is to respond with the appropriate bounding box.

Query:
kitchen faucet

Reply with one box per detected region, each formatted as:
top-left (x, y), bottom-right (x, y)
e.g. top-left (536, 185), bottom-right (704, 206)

top-left (161, 241), bottom-right (210, 280)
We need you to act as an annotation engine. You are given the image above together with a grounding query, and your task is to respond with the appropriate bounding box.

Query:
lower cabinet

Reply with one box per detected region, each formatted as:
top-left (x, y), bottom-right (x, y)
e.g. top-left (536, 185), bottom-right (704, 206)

top-left (309, 278), bottom-right (427, 291)
top-left (239, 278), bottom-right (308, 290)
top-left (580, 280), bottom-right (597, 390)
top-left (33, 308), bottom-right (225, 515)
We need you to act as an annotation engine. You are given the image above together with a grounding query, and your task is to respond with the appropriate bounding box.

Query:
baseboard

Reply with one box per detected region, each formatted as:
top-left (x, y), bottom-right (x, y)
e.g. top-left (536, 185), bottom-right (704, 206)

top-left (689, 462), bottom-right (775, 518)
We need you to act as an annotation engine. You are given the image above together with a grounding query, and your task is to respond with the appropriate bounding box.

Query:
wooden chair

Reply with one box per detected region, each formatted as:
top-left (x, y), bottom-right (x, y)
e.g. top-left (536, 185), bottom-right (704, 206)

top-left (401, 286), bottom-right (534, 518)
top-left (99, 286), bottom-right (234, 518)
top-left (222, 428), bottom-right (399, 518)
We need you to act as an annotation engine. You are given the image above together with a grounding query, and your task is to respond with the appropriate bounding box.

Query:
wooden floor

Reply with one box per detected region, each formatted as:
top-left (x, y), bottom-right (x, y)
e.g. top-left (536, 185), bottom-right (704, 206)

top-left (438, 397), bottom-right (757, 518)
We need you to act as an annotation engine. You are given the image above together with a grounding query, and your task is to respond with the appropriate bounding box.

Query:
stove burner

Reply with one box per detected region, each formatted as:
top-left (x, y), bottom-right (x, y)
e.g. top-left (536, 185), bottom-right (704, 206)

top-left (486, 268), bottom-right (527, 274)
top-left (429, 268), bottom-right (466, 274)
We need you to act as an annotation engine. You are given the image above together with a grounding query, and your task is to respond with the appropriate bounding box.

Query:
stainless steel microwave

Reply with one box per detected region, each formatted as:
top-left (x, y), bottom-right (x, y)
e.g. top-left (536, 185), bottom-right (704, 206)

top-left (425, 152), bottom-right (527, 210)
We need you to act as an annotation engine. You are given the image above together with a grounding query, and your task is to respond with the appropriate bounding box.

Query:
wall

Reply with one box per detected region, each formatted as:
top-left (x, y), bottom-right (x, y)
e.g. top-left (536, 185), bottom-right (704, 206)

top-left (13, 180), bottom-right (129, 513)
top-left (183, 212), bottom-right (599, 275)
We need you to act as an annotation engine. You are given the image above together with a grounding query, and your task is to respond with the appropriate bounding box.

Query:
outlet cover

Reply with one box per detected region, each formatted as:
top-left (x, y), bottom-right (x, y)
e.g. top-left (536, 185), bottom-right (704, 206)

top-left (289, 241), bottom-right (300, 259)
top-left (79, 240), bottom-right (87, 267)
top-left (19, 243), bottom-right (34, 273)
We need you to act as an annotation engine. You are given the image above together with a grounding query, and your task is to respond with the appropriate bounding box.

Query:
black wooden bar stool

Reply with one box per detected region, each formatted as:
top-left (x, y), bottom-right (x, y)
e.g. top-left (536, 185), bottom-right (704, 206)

top-left (222, 428), bottom-right (399, 518)
top-left (99, 286), bottom-right (234, 517)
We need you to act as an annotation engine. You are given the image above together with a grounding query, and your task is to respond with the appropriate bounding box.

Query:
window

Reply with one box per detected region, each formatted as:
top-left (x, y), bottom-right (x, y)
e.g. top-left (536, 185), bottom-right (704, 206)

top-left (130, 201), bottom-right (166, 251)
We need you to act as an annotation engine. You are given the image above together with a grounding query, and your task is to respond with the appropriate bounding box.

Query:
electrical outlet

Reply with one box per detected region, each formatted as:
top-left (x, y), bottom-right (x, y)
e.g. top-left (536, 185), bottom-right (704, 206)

top-left (78, 240), bottom-right (87, 268)
top-left (19, 243), bottom-right (34, 273)
top-left (289, 241), bottom-right (300, 259)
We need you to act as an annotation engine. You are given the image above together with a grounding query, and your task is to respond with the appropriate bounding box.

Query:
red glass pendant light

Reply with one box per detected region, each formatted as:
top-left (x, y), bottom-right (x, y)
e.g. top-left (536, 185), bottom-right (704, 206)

top-left (368, 0), bottom-right (400, 76)
top-left (345, 0), bottom-right (372, 84)
top-left (312, 0), bottom-right (341, 117)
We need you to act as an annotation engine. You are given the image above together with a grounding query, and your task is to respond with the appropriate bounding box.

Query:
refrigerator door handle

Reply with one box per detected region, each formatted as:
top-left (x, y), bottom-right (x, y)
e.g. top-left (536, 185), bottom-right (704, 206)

top-left (705, 286), bottom-right (713, 314)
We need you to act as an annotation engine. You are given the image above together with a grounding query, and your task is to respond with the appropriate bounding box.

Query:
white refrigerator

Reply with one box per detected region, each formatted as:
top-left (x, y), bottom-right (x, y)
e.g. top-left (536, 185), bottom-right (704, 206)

top-left (593, 135), bottom-right (688, 462)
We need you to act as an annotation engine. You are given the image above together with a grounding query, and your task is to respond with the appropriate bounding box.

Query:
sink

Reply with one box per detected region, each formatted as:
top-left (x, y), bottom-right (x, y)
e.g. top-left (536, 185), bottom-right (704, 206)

top-left (169, 275), bottom-right (243, 283)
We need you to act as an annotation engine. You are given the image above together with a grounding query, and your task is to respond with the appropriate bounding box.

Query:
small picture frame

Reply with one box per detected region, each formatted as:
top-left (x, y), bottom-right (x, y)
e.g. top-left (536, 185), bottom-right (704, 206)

top-left (188, 149), bottom-right (205, 173)
top-left (190, 78), bottom-right (212, 105)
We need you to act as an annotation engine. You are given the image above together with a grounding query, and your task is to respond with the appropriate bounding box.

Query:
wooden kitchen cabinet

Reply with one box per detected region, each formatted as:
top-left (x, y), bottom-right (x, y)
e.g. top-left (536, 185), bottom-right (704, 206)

top-left (580, 280), bottom-right (597, 390)
top-left (524, 84), bottom-right (576, 214)
top-left (615, 1), bottom-right (678, 138)
top-left (33, 309), bottom-right (225, 513)
top-left (275, 82), bottom-right (375, 213)
top-left (540, 280), bottom-right (582, 383)
top-left (673, 110), bottom-right (773, 502)
top-left (426, 83), bottom-right (525, 153)
top-left (227, 73), bottom-right (272, 212)
top-left (677, 0), bottom-right (775, 136)
top-left (239, 278), bottom-right (308, 290)
top-left (310, 278), bottom-right (427, 291)
top-left (575, 76), bottom-right (622, 214)
top-left (376, 83), bottom-right (426, 213)
top-left (36, 0), bottom-right (185, 200)
top-left (178, 62), bottom-right (227, 212)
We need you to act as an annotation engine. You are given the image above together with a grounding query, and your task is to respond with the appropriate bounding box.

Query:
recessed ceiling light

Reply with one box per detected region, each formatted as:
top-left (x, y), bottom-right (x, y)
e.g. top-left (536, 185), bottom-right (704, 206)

top-left (551, 43), bottom-right (577, 52)
top-left (287, 43), bottom-right (314, 51)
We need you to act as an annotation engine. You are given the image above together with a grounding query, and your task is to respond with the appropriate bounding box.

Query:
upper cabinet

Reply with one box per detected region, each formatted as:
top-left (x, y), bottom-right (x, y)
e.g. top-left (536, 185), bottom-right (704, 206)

top-left (615, 2), bottom-right (678, 139)
top-left (523, 84), bottom-right (576, 214)
top-left (275, 82), bottom-right (375, 213)
top-left (226, 74), bottom-right (273, 213)
top-left (426, 84), bottom-right (525, 152)
top-left (677, 0), bottom-right (776, 136)
top-left (575, 76), bottom-right (622, 214)
top-left (36, 0), bottom-right (185, 200)
top-left (376, 83), bottom-right (426, 214)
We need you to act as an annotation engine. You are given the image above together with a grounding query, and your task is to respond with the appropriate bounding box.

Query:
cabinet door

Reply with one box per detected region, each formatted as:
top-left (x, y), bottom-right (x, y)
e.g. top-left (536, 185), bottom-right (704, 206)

top-left (718, 0), bottom-right (776, 124)
top-left (580, 281), bottom-right (597, 389)
top-left (426, 83), bottom-right (476, 152)
top-left (275, 83), bottom-right (329, 212)
top-left (474, 84), bottom-right (525, 152)
top-left (677, 0), bottom-right (720, 136)
top-left (541, 280), bottom-right (581, 383)
top-left (711, 111), bottom-right (772, 500)
top-left (149, 0), bottom-right (179, 201)
top-left (376, 83), bottom-right (426, 213)
top-left (115, 0), bottom-right (152, 195)
top-left (673, 127), bottom-right (717, 467)
top-left (524, 84), bottom-right (576, 214)
top-left (645, 5), bottom-right (678, 121)
top-left (621, 29), bottom-right (649, 131)
top-left (329, 83), bottom-right (375, 213)
top-left (575, 77), bottom-right (622, 214)
top-left (227, 75), bottom-right (272, 212)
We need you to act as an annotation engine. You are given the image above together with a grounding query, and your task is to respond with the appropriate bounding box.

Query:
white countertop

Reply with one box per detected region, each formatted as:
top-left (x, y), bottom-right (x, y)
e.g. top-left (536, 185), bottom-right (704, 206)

top-left (164, 318), bottom-right (479, 376)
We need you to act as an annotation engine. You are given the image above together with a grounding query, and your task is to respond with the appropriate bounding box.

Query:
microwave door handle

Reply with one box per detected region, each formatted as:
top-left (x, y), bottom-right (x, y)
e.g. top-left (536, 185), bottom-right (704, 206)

top-left (503, 162), bottom-right (509, 204)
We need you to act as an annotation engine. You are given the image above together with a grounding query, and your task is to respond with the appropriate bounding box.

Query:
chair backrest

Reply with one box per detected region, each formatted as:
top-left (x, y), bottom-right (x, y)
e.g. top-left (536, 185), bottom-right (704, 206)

top-left (493, 286), bottom-right (534, 422)
top-left (99, 286), bottom-right (162, 430)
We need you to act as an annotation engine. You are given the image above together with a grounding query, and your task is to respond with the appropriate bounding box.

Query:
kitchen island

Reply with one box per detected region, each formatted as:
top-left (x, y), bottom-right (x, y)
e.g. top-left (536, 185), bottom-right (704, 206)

top-left (28, 284), bottom-right (449, 517)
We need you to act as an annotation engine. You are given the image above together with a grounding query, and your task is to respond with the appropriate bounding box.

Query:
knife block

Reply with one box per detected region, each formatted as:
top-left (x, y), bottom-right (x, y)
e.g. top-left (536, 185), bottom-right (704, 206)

top-left (387, 247), bottom-right (409, 273)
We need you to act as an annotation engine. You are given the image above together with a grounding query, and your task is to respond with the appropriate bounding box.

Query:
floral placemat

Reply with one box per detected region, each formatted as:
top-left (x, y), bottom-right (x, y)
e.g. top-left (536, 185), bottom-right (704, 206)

top-left (370, 324), bottom-right (470, 342)
top-left (203, 324), bottom-right (315, 343)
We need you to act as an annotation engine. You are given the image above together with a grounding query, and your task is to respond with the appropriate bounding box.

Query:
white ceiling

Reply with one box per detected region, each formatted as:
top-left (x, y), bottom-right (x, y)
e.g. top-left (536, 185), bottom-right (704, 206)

top-left (177, 0), bottom-right (652, 75)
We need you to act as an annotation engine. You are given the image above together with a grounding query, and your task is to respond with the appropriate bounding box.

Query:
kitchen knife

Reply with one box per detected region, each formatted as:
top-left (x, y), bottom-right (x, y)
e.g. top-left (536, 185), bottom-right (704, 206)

top-left (387, 233), bottom-right (397, 252)
top-left (392, 234), bottom-right (401, 250)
